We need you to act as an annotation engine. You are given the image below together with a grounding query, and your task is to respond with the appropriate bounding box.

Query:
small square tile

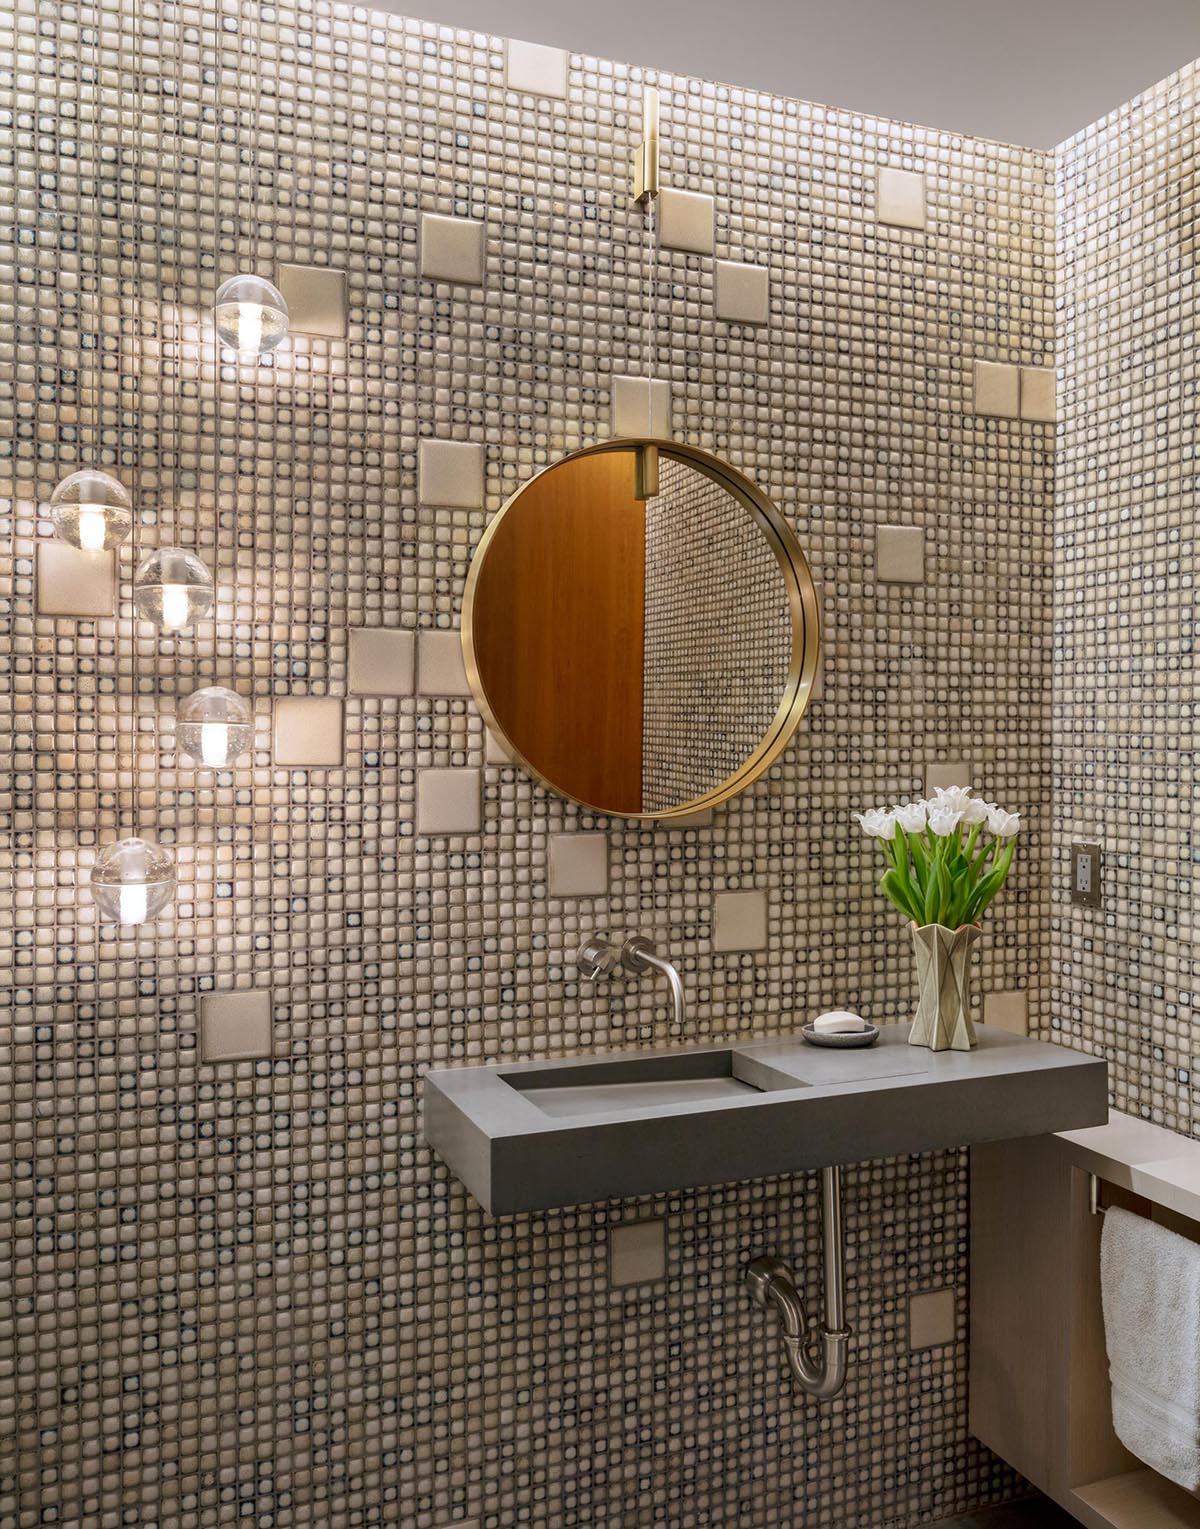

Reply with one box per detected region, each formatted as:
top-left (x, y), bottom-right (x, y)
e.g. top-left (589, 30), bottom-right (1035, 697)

top-left (417, 630), bottom-right (471, 695)
top-left (419, 439), bottom-right (485, 508)
top-left (417, 768), bottom-right (481, 834)
top-left (659, 187), bottom-right (714, 254)
top-left (713, 889), bottom-right (768, 952)
top-left (974, 360), bottom-right (1020, 418)
top-left (984, 991), bottom-right (1029, 1036)
top-left (877, 167), bottom-right (927, 230)
top-left (273, 697), bottom-right (344, 767)
top-left (875, 525), bottom-right (925, 584)
top-left (926, 761), bottom-right (973, 794)
top-left (714, 260), bottom-right (770, 324)
top-left (36, 542), bottom-right (115, 617)
top-left (609, 1220), bottom-right (667, 1287)
top-left (1020, 366), bottom-right (1057, 422)
top-left (612, 375), bottom-right (671, 438)
top-left (485, 728), bottom-right (513, 765)
top-left (548, 833), bottom-right (609, 896)
top-left (908, 1288), bottom-right (957, 1350)
top-left (348, 628), bottom-right (414, 697)
top-left (276, 263), bottom-right (347, 338)
top-left (200, 990), bottom-right (273, 1063)
top-left (505, 38), bottom-right (567, 98)
top-left (420, 213), bottom-right (485, 285)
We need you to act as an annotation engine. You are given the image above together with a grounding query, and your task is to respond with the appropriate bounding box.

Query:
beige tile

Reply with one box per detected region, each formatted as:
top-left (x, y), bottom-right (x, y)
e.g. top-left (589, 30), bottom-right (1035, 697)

top-left (273, 697), bottom-right (344, 767)
top-left (420, 212), bottom-right (485, 285)
top-left (417, 768), bottom-right (481, 834)
top-left (417, 629), bottom-right (471, 696)
top-left (713, 889), bottom-right (768, 952)
top-left (875, 525), bottom-right (925, 584)
top-left (908, 1288), bottom-right (957, 1350)
top-left (714, 260), bottom-right (769, 324)
top-left (419, 439), bottom-right (485, 509)
top-left (200, 989), bottom-right (273, 1062)
top-left (485, 727), bottom-right (513, 765)
top-left (669, 808), bottom-right (714, 828)
top-left (659, 186), bottom-right (714, 254)
top-left (877, 166), bottom-right (927, 230)
top-left (925, 761), bottom-right (972, 794)
top-left (548, 833), bottom-right (608, 896)
top-left (609, 1219), bottom-right (666, 1286)
top-left (505, 37), bottom-right (567, 98)
top-left (984, 991), bottom-right (1029, 1036)
top-left (36, 542), bottom-right (115, 617)
top-left (1020, 365), bottom-right (1057, 422)
top-left (276, 262), bottom-right (347, 338)
top-left (348, 627), bottom-right (414, 697)
top-left (974, 360), bottom-right (1020, 418)
top-left (611, 375), bottom-right (672, 437)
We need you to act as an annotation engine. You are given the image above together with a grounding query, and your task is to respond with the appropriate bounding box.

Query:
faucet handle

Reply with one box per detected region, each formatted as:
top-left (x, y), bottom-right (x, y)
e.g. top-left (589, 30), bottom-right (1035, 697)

top-left (619, 935), bottom-right (657, 974)
top-left (577, 934), bottom-right (620, 983)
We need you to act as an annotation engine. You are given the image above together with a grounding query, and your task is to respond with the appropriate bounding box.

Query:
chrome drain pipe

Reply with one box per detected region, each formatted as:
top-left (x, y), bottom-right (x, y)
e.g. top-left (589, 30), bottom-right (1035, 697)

top-left (744, 1164), bottom-right (849, 1400)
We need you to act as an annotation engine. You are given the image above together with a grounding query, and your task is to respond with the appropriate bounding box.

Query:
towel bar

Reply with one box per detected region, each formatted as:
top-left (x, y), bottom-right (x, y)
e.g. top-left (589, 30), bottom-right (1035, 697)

top-left (1089, 1172), bottom-right (1107, 1217)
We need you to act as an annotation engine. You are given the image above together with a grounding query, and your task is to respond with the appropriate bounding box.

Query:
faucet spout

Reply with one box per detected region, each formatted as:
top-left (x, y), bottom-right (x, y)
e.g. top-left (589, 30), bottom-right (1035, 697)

top-left (620, 936), bottom-right (686, 1029)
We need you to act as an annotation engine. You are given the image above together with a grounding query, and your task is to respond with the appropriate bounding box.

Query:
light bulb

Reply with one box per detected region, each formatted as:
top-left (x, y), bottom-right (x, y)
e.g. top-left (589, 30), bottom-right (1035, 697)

top-left (160, 583), bottom-right (190, 631)
top-left (77, 506), bottom-right (109, 551)
top-left (120, 883), bottom-right (148, 925)
top-left (90, 837), bottom-right (176, 926)
top-left (133, 548), bottom-right (214, 633)
top-left (214, 274), bottom-right (288, 357)
top-left (176, 686), bottom-right (254, 769)
top-left (49, 469), bottom-right (133, 551)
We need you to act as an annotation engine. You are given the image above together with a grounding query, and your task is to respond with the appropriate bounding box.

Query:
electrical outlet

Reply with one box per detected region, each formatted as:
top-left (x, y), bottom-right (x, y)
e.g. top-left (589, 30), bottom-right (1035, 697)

top-left (1070, 842), bottom-right (1102, 907)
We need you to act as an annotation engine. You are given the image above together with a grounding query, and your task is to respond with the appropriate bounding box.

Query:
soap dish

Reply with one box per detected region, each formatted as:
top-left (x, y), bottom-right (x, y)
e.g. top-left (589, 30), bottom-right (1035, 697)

top-left (801, 1022), bottom-right (880, 1049)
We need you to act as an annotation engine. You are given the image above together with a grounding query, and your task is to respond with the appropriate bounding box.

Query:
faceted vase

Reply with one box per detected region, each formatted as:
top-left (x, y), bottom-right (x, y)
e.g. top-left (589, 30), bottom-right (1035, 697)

top-left (909, 923), bottom-right (980, 1052)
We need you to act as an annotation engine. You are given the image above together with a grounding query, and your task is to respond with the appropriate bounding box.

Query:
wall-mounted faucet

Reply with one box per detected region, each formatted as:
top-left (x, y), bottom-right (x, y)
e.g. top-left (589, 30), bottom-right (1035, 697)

top-left (576, 933), bottom-right (687, 1029)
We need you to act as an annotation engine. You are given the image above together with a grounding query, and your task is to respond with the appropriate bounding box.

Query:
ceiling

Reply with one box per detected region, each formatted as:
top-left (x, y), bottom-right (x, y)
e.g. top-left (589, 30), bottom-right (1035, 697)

top-left (372, 0), bottom-right (1200, 148)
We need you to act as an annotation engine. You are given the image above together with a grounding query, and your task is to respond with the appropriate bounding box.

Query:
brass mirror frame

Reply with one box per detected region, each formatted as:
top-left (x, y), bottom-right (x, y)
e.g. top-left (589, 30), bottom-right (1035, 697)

top-left (461, 439), bottom-right (822, 822)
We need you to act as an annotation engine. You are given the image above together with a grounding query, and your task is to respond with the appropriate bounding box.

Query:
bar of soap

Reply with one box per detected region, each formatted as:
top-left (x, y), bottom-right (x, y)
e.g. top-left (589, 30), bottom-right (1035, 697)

top-left (812, 1011), bottom-right (869, 1035)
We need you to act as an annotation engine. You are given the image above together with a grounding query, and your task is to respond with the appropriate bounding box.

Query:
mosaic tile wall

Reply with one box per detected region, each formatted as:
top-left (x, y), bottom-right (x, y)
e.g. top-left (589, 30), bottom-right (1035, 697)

top-left (0, 0), bottom-right (1057, 1523)
top-left (642, 455), bottom-right (790, 811)
top-left (1053, 60), bottom-right (1200, 1131)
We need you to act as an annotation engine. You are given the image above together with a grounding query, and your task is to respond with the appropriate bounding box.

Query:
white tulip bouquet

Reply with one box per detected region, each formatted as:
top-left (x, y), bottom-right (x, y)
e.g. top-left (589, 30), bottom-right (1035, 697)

top-left (854, 786), bottom-right (1020, 930)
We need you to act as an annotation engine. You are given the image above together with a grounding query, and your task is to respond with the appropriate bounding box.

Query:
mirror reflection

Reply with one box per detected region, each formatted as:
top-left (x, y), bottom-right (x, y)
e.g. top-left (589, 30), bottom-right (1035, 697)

top-left (463, 442), bottom-right (818, 818)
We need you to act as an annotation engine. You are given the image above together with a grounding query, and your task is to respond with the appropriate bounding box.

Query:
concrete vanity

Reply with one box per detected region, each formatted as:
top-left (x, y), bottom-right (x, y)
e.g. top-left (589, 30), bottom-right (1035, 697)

top-left (423, 1024), bottom-right (1107, 1213)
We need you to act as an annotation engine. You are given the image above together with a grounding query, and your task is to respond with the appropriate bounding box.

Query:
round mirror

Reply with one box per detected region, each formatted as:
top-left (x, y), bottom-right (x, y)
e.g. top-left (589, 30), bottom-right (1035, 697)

top-left (462, 440), bottom-right (820, 820)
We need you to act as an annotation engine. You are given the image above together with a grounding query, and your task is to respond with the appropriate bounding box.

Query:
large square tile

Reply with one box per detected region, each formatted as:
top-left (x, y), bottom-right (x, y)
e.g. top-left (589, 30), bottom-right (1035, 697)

top-left (419, 439), bottom-right (485, 508)
top-left (612, 375), bottom-right (672, 437)
top-left (420, 213), bottom-right (485, 285)
top-left (417, 629), bottom-right (471, 695)
top-left (659, 186), bottom-right (714, 254)
top-left (548, 833), bottom-right (609, 896)
top-left (609, 1219), bottom-right (667, 1286)
top-left (200, 989), bottom-right (273, 1062)
top-left (276, 262), bottom-right (347, 338)
top-left (876, 525), bottom-right (925, 584)
top-left (713, 890), bottom-right (768, 952)
top-left (417, 768), bottom-right (481, 834)
top-left (1020, 366), bottom-right (1057, 422)
top-left (714, 260), bottom-right (770, 324)
top-left (909, 1288), bottom-right (956, 1349)
top-left (36, 542), bottom-right (115, 617)
top-left (273, 697), bottom-right (344, 767)
top-left (926, 761), bottom-right (973, 794)
top-left (348, 627), bottom-right (415, 697)
top-left (984, 991), bottom-right (1029, 1036)
top-left (506, 38), bottom-right (567, 98)
top-left (878, 167), bottom-right (927, 230)
top-left (974, 360), bottom-right (1020, 418)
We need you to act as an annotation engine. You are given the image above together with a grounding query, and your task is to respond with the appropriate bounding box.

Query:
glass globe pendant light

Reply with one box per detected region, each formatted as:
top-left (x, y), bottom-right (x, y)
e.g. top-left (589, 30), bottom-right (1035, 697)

top-left (90, 837), bottom-right (176, 925)
top-left (50, 468), bottom-right (133, 552)
top-left (177, 686), bottom-right (253, 768)
top-left (133, 547), bottom-right (214, 632)
top-left (214, 274), bottom-right (288, 357)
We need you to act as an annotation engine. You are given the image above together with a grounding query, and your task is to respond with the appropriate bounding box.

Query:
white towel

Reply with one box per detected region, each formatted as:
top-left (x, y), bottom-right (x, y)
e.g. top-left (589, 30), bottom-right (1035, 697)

top-left (1100, 1205), bottom-right (1200, 1492)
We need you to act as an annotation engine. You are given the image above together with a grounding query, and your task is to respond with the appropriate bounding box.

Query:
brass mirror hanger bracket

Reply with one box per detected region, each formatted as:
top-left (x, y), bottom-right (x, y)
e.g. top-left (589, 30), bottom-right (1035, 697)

top-left (632, 85), bottom-right (660, 204)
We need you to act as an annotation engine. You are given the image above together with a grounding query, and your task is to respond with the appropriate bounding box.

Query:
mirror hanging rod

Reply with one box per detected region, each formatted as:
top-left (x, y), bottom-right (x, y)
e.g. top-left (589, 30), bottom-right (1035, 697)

top-left (632, 85), bottom-right (660, 203)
